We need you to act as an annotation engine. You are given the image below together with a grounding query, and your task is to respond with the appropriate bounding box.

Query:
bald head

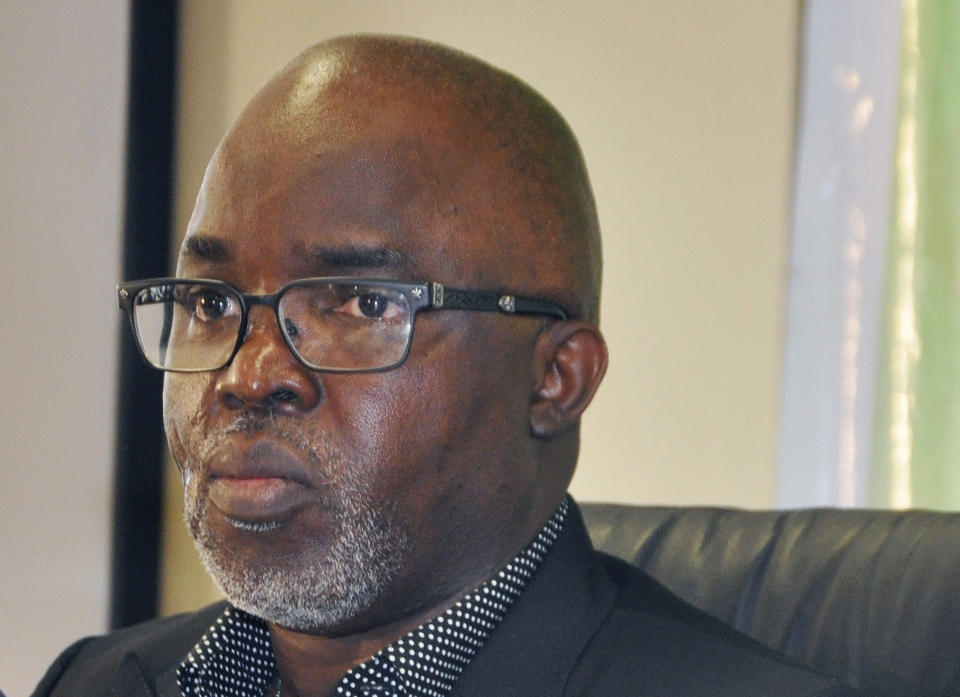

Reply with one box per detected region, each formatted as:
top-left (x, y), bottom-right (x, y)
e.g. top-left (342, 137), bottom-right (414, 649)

top-left (206, 34), bottom-right (601, 322)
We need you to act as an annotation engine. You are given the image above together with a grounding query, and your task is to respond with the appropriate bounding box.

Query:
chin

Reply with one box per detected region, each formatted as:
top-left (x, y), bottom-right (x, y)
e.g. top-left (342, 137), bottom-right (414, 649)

top-left (184, 488), bottom-right (409, 633)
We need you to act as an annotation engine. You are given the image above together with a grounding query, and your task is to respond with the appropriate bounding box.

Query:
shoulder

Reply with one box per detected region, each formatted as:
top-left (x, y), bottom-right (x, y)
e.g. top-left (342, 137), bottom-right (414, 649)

top-left (566, 553), bottom-right (858, 696)
top-left (31, 602), bottom-right (227, 697)
top-left (458, 501), bottom-right (859, 697)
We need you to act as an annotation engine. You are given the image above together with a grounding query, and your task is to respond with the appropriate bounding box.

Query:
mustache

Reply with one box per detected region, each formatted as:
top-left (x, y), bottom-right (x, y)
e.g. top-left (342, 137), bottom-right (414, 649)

top-left (220, 411), bottom-right (309, 446)
top-left (197, 411), bottom-right (343, 478)
top-left (223, 411), bottom-right (277, 435)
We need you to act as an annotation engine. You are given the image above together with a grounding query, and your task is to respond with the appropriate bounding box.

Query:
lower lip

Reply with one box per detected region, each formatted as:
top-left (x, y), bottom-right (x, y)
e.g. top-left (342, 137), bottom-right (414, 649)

top-left (207, 476), bottom-right (309, 525)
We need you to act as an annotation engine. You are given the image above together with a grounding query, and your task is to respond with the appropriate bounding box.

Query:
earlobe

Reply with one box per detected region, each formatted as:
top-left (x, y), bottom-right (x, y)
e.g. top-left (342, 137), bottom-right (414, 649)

top-left (530, 321), bottom-right (608, 440)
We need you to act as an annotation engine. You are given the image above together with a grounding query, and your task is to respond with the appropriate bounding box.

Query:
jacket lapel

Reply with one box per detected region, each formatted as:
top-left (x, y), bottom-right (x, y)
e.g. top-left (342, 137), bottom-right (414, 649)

top-left (452, 500), bottom-right (617, 697)
top-left (153, 665), bottom-right (182, 697)
top-left (115, 653), bottom-right (159, 697)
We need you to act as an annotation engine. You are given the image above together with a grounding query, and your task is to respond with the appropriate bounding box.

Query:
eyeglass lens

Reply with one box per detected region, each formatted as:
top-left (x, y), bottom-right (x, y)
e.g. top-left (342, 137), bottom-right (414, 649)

top-left (130, 281), bottom-right (415, 372)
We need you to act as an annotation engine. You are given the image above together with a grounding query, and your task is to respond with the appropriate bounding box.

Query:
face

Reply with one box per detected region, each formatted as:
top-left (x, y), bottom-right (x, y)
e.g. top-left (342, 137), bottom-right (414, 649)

top-left (163, 73), bottom-right (553, 633)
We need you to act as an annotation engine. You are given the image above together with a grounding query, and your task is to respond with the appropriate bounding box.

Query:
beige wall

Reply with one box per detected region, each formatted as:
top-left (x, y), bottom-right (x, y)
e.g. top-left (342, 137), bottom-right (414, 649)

top-left (1, 2), bottom-right (128, 692)
top-left (163, 0), bottom-right (799, 614)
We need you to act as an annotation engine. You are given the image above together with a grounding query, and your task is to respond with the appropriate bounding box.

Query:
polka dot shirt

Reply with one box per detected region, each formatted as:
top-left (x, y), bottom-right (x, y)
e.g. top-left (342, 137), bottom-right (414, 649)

top-left (178, 497), bottom-right (568, 697)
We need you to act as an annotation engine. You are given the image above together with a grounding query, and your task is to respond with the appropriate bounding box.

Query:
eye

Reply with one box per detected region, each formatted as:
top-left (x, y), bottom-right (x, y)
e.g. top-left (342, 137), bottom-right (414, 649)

top-left (186, 289), bottom-right (235, 322)
top-left (358, 293), bottom-right (389, 318)
top-left (337, 289), bottom-right (404, 320)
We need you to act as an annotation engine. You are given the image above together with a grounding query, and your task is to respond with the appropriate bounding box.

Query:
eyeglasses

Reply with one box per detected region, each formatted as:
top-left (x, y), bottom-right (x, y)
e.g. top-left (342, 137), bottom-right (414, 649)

top-left (117, 277), bottom-right (568, 373)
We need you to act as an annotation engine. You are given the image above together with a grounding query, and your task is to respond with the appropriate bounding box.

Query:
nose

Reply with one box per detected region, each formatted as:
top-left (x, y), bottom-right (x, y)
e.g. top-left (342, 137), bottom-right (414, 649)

top-left (214, 306), bottom-right (321, 412)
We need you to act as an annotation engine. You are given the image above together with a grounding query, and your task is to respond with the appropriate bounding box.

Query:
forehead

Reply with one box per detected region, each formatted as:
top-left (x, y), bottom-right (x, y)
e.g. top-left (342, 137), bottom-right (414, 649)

top-left (180, 82), bottom-right (520, 286)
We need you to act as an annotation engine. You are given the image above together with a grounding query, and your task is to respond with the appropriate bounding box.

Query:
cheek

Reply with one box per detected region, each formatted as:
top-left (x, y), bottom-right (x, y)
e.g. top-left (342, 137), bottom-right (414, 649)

top-left (162, 372), bottom-right (211, 468)
top-left (357, 326), bottom-right (535, 490)
top-left (330, 377), bottom-right (419, 480)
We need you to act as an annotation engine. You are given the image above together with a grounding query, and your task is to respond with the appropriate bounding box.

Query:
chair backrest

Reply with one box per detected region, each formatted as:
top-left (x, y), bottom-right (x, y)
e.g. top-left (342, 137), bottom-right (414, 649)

top-left (580, 503), bottom-right (960, 697)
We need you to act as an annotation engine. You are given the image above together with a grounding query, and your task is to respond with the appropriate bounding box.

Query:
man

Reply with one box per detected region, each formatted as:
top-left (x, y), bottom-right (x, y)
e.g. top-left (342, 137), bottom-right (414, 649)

top-left (34, 35), bottom-right (858, 697)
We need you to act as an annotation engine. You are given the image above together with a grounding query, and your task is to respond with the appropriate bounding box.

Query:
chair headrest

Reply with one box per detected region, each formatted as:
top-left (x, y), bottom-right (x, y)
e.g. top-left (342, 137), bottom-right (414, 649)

top-left (581, 503), bottom-right (960, 697)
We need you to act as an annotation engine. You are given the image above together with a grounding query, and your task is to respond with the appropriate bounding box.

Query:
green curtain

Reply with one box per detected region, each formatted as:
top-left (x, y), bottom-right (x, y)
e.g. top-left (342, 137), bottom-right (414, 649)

top-left (871, 0), bottom-right (960, 508)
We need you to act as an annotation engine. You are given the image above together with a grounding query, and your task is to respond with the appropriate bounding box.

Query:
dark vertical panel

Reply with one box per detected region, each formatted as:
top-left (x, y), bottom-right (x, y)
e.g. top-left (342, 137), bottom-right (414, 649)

top-left (111, 0), bottom-right (179, 629)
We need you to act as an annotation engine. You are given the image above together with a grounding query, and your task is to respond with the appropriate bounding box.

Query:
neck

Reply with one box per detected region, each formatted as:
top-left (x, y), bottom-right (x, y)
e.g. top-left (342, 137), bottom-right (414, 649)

top-left (268, 597), bottom-right (455, 697)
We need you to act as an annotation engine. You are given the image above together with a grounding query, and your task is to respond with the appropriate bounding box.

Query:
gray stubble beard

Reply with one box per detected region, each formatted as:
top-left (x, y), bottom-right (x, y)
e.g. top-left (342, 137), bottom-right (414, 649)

top-left (181, 425), bottom-right (409, 633)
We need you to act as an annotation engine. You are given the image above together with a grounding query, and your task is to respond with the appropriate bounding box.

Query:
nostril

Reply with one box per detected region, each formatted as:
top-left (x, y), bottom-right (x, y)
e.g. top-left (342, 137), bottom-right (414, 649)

top-left (218, 387), bottom-right (302, 412)
top-left (270, 388), bottom-right (298, 404)
top-left (220, 392), bottom-right (245, 410)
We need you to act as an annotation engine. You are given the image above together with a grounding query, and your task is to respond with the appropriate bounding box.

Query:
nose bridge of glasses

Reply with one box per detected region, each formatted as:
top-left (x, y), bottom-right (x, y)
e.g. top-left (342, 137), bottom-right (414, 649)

top-left (239, 291), bottom-right (283, 334)
top-left (235, 293), bottom-right (293, 359)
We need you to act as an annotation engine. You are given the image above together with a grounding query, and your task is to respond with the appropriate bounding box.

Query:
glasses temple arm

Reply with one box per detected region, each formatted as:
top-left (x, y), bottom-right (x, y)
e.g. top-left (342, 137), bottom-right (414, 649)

top-left (437, 286), bottom-right (568, 320)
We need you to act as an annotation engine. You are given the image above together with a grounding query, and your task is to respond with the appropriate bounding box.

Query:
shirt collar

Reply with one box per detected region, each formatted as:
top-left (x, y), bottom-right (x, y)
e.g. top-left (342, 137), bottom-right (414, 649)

top-left (178, 496), bottom-right (569, 697)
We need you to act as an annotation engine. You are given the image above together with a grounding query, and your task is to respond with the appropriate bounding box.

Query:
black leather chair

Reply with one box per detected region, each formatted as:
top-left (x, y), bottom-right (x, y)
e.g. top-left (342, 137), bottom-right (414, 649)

top-left (580, 503), bottom-right (960, 697)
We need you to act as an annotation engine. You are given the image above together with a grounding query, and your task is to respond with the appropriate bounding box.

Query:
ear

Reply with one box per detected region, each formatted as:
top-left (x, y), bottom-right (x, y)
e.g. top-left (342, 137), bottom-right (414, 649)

top-left (530, 321), bottom-right (608, 440)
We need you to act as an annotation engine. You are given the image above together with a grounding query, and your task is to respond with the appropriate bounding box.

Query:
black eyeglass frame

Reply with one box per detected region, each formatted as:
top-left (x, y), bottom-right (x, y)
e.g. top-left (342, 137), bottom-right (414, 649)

top-left (117, 276), bottom-right (569, 373)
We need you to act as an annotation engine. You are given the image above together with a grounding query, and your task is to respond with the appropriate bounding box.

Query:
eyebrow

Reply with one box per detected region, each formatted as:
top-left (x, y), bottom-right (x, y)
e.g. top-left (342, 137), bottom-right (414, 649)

top-left (182, 235), bottom-right (231, 263)
top-left (181, 236), bottom-right (411, 274)
top-left (304, 244), bottom-right (411, 272)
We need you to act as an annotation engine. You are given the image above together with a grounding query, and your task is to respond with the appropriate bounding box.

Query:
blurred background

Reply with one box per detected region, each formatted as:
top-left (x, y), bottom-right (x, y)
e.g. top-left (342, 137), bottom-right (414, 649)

top-left (3, 1), bottom-right (958, 694)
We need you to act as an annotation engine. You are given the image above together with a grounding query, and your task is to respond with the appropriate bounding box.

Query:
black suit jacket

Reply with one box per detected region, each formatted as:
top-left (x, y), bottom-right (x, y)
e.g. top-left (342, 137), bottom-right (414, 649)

top-left (33, 503), bottom-right (859, 696)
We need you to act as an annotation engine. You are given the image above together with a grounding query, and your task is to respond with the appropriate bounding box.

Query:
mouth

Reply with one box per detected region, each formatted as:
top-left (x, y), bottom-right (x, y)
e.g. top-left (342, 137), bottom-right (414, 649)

top-left (205, 438), bottom-right (315, 529)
